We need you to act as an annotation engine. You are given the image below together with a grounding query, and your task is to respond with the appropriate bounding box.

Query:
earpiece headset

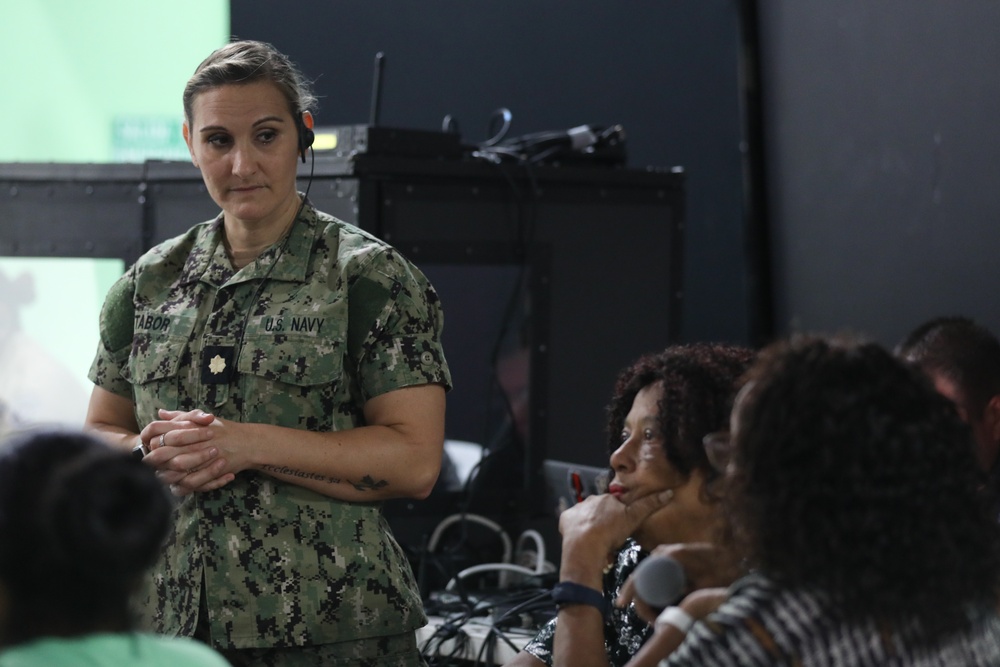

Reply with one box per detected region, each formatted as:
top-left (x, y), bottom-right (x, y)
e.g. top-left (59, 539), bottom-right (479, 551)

top-left (296, 112), bottom-right (315, 163)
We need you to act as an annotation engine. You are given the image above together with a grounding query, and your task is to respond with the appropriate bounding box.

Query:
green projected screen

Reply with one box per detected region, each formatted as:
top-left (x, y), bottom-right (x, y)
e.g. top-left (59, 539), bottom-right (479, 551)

top-left (1, 1), bottom-right (228, 163)
top-left (0, 1), bottom-right (227, 436)
top-left (0, 258), bottom-right (125, 431)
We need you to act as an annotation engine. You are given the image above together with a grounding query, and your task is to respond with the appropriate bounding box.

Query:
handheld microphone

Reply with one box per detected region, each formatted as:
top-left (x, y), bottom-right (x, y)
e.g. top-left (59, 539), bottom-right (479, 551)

top-left (632, 555), bottom-right (687, 612)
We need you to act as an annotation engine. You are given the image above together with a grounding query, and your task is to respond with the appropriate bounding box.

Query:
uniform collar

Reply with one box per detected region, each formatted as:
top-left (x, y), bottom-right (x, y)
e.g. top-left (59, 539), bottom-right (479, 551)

top-left (178, 196), bottom-right (319, 288)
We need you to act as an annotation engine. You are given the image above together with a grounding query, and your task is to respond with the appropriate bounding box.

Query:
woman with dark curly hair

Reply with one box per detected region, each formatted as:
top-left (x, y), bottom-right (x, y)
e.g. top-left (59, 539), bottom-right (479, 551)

top-left (504, 343), bottom-right (755, 667)
top-left (0, 430), bottom-right (229, 665)
top-left (656, 336), bottom-right (1000, 665)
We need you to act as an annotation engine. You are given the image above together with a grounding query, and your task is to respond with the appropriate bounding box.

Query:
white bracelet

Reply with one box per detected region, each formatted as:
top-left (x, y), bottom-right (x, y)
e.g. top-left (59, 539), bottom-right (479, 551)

top-left (655, 605), bottom-right (694, 633)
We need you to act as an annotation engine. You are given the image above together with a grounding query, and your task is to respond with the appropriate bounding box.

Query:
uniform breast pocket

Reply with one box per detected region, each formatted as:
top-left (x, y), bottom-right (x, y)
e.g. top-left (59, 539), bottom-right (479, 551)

top-left (123, 333), bottom-right (192, 423)
top-left (236, 328), bottom-right (349, 430)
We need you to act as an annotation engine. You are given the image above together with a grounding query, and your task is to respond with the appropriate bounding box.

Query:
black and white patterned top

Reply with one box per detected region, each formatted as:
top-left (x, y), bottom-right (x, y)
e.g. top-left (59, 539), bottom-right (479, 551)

top-left (664, 572), bottom-right (1000, 666)
top-left (523, 539), bottom-right (653, 666)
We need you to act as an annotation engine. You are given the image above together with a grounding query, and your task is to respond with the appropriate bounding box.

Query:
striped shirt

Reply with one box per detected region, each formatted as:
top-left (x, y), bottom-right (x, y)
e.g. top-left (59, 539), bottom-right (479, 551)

top-left (663, 572), bottom-right (1000, 666)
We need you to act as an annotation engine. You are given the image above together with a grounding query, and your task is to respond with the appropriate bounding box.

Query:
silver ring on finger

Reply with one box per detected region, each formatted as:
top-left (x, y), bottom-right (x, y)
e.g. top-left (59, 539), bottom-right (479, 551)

top-left (159, 432), bottom-right (167, 449)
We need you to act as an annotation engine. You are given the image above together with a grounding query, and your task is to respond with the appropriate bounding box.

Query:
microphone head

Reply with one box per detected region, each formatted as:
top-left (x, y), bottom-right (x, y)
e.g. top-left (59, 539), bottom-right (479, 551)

top-left (632, 554), bottom-right (687, 610)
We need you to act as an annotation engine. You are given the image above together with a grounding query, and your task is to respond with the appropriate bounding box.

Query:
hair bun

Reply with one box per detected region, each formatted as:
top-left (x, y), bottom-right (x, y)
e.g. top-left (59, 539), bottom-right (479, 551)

top-left (39, 451), bottom-right (172, 582)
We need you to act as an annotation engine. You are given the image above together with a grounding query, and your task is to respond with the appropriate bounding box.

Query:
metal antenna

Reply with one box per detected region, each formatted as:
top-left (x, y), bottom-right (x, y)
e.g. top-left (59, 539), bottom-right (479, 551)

top-left (369, 52), bottom-right (385, 127)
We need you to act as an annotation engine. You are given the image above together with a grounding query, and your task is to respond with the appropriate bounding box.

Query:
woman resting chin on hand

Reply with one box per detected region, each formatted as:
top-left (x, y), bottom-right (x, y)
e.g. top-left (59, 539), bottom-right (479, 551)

top-left (503, 343), bottom-right (755, 667)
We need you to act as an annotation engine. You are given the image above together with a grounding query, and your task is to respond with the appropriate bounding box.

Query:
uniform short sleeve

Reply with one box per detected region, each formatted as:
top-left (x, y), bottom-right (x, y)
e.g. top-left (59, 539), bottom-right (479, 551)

top-left (87, 268), bottom-right (136, 399)
top-left (347, 247), bottom-right (452, 401)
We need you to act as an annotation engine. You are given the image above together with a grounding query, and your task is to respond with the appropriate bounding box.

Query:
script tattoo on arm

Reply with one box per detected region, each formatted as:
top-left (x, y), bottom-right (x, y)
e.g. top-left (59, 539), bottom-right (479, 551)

top-left (260, 464), bottom-right (341, 484)
top-left (260, 465), bottom-right (389, 492)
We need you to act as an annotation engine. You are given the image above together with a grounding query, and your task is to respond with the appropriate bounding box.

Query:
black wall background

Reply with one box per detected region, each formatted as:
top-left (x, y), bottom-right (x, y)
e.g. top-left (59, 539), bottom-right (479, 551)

top-left (230, 0), bottom-right (755, 345)
top-left (758, 1), bottom-right (1000, 346)
top-left (224, 1), bottom-right (1000, 461)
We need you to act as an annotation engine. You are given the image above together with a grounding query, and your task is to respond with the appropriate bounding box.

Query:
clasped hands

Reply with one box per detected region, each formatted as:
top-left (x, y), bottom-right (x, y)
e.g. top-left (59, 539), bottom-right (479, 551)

top-left (137, 408), bottom-right (239, 496)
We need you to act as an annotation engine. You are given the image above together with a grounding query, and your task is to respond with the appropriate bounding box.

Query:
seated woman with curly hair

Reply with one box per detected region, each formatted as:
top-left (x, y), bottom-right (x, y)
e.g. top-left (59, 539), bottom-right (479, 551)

top-left (505, 342), bottom-right (755, 667)
top-left (653, 336), bottom-right (1000, 665)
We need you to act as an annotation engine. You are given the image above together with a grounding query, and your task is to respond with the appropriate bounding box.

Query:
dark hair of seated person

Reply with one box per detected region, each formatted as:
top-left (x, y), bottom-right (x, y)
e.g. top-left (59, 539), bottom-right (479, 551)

top-left (726, 336), bottom-right (1000, 644)
top-left (0, 430), bottom-right (173, 647)
top-left (895, 314), bottom-right (1000, 419)
top-left (605, 342), bottom-right (757, 503)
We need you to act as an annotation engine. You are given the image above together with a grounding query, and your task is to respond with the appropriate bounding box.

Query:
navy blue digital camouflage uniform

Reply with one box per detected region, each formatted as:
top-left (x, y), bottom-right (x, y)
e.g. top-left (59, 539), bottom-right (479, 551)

top-left (88, 200), bottom-right (451, 663)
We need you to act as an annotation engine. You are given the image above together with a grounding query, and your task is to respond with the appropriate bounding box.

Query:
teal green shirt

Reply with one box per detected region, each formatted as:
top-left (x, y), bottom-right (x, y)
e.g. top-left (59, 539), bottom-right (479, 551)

top-left (0, 633), bottom-right (229, 667)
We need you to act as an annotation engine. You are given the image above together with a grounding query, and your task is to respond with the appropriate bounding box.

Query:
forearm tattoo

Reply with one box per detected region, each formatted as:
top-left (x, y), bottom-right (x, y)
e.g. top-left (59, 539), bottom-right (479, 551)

top-left (261, 465), bottom-right (388, 491)
top-left (352, 475), bottom-right (389, 492)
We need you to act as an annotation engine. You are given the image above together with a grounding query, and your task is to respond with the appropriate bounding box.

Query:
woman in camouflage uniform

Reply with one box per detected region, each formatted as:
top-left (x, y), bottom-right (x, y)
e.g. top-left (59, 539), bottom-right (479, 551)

top-left (85, 40), bottom-right (451, 667)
